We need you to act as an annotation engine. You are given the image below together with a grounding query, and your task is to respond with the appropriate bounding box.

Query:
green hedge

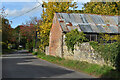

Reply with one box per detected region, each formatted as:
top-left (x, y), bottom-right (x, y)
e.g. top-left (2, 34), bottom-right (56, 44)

top-left (90, 41), bottom-right (120, 71)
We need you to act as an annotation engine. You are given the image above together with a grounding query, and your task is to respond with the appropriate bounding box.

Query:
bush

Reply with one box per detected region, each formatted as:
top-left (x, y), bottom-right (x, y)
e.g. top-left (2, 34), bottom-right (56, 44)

top-left (115, 43), bottom-right (120, 71)
top-left (90, 41), bottom-right (119, 69)
top-left (65, 29), bottom-right (87, 53)
top-left (32, 52), bottom-right (38, 55)
top-left (89, 41), bottom-right (98, 50)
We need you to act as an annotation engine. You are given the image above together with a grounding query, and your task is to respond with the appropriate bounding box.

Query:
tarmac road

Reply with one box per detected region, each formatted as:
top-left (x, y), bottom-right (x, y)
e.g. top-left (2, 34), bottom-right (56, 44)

top-left (2, 50), bottom-right (94, 79)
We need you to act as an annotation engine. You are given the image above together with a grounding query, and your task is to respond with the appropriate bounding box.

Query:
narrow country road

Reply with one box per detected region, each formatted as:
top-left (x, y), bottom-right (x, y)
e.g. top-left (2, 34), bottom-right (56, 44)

top-left (2, 50), bottom-right (94, 78)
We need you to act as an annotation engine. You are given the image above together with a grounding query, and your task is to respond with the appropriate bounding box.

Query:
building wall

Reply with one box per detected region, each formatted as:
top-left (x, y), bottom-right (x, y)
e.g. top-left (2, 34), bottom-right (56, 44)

top-left (48, 13), bottom-right (118, 66)
top-left (49, 13), bottom-right (63, 57)
top-left (62, 35), bottom-right (106, 66)
top-left (49, 20), bottom-right (106, 65)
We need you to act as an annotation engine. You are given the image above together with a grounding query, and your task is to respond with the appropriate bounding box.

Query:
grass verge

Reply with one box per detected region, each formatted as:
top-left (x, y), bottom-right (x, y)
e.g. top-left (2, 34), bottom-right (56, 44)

top-left (32, 51), bottom-right (120, 78)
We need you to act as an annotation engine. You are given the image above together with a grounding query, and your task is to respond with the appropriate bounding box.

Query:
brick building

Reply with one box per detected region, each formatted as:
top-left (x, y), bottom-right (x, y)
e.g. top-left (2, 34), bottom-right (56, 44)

top-left (49, 13), bottom-right (119, 57)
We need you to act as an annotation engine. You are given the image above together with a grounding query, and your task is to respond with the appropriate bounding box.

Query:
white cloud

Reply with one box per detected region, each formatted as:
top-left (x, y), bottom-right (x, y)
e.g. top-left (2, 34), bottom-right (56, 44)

top-left (4, 0), bottom-right (90, 18)
top-left (5, 3), bottom-right (42, 17)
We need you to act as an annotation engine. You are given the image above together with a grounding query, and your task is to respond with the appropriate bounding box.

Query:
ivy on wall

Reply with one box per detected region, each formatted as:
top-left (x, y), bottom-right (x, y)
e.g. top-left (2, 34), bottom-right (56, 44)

top-left (65, 29), bottom-right (87, 54)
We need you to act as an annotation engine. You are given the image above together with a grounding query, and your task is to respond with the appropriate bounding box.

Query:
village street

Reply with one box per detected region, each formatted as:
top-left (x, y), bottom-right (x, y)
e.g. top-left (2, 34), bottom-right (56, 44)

top-left (1, 1), bottom-right (120, 79)
top-left (2, 50), bottom-right (94, 78)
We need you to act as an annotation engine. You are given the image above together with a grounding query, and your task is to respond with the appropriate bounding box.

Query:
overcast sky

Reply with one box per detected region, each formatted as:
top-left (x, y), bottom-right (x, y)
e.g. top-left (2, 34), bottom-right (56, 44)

top-left (1, 0), bottom-right (90, 28)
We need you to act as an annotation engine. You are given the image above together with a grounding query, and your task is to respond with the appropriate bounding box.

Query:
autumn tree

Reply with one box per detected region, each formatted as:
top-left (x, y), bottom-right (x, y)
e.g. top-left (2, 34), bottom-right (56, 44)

top-left (2, 17), bottom-right (14, 49)
top-left (83, 2), bottom-right (119, 15)
top-left (38, 1), bottom-right (78, 51)
top-left (0, 7), bottom-right (14, 49)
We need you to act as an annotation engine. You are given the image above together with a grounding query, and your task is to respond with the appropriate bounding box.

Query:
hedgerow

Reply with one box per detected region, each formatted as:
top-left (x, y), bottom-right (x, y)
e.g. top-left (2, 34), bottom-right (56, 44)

top-left (90, 41), bottom-right (120, 71)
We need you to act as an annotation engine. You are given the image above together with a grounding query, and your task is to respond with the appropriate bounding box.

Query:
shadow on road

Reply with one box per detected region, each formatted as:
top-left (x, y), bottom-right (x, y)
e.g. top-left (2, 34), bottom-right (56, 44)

top-left (2, 53), bottom-right (74, 78)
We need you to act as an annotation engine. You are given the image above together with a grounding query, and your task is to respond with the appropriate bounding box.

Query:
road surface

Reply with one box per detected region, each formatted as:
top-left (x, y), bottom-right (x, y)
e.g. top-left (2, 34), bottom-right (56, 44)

top-left (2, 50), bottom-right (94, 78)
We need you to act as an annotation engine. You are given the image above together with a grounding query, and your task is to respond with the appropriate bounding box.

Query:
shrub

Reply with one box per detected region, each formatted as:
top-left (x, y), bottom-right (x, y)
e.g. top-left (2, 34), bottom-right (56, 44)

top-left (65, 29), bottom-right (87, 54)
top-left (32, 52), bottom-right (38, 55)
top-left (115, 43), bottom-right (120, 71)
top-left (89, 41), bottom-right (98, 50)
top-left (90, 41), bottom-right (119, 69)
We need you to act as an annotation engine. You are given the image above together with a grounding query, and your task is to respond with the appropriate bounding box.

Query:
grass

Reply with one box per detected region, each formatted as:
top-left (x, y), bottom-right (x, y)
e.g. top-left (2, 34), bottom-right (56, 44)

top-left (32, 51), bottom-right (120, 78)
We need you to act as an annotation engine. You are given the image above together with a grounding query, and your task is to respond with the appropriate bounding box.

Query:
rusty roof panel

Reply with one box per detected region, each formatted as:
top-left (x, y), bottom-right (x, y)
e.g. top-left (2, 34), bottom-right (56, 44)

top-left (56, 13), bottom-right (119, 34)
top-left (74, 14), bottom-right (83, 23)
top-left (84, 14), bottom-right (95, 24)
top-left (113, 26), bottom-right (118, 32)
top-left (78, 24), bottom-right (93, 33)
top-left (112, 16), bottom-right (118, 25)
top-left (90, 24), bottom-right (100, 33)
top-left (69, 14), bottom-right (76, 23)
top-left (106, 16), bottom-right (115, 25)
top-left (90, 15), bottom-right (105, 24)
top-left (62, 13), bottom-right (71, 23)
top-left (101, 16), bottom-right (118, 25)
top-left (102, 26), bottom-right (112, 33)
top-left (96, 25), bottom-right (106, 33)
top-left (59, 22), bottom-right (68, 32)
top-left (80, 14), bottom-right (88, 23)
top-left (109, 26), bottom-right (118, 33)
top-left (101, 16), bottom-right (108, 24)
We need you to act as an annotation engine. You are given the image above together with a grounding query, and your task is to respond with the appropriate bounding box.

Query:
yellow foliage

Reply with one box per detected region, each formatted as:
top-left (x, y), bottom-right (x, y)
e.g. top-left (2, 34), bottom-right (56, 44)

top-left (38, 2), bottom-right (77, 51)
top-left (102, 34), bottom-right (120, 42)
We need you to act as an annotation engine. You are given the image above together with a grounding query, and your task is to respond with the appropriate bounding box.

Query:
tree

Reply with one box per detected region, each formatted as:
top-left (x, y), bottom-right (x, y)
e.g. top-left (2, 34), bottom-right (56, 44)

top-left (38, 1), bottom-right (78, 51)
top-left (1, 17), bottom-right (14, 49)
top-left (83, 2), bottom-right (119, 15)
top-left (0, 7), bottom-right (14, 49)
top-left (11, 16), bottom-right (41, 50)
top-left (13, 24), bottom-right (36, 49)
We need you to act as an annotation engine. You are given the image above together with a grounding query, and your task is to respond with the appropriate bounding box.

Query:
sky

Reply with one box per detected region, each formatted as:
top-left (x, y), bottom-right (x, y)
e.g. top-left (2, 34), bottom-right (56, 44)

top-left (0, 0), bottom-right (90, 28)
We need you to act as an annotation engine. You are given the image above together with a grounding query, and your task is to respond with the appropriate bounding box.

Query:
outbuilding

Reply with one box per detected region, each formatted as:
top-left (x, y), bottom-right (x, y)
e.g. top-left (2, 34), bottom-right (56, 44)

top-left (49, 13), bottom-right (119, 57)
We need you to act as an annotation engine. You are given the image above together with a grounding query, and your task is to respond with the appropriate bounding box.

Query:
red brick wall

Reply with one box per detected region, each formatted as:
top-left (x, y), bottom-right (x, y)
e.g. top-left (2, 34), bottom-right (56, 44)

top-left (49, 13), bottom-right (63, 57)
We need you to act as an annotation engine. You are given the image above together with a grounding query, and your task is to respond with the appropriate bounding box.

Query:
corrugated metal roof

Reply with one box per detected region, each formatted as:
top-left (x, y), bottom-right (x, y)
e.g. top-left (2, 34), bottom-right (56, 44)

top-left (56, 13), bottom-right (119, 34)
